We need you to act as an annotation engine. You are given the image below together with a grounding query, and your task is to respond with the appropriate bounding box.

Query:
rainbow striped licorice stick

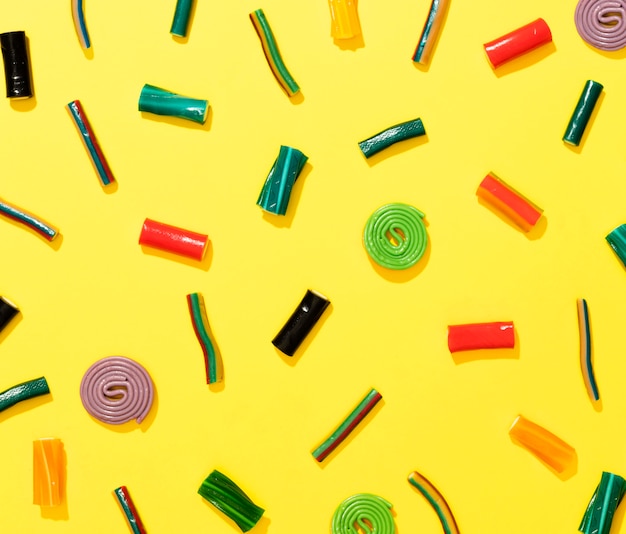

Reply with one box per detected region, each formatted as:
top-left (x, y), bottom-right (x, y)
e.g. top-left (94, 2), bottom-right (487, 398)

top-left (312, 388), bottom-right (382, 462)
top-left (250, 9), bottom-right (300, 97)
top-left (413, 0), bottom-right (450, 64)
top-left (0, 197), bottom-right (58, 241)
top-left (114, 486), bottom-right (147, 534)
top-left (408, 471), bottom-right (460, 534)
top-left (186, 292), bottom-right (224, 384)
top-left (577, 298), bottom-right (599, 402)
top-left (71, 0), bottom-right (91, 49)
top-left (67, 100), bottom-right (115, 187)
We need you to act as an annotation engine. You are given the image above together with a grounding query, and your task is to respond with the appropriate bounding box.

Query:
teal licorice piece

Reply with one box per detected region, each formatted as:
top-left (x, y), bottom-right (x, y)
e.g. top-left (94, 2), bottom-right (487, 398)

top-left (606, 224), bottom-right (626, 268)
top-left (257, 146), bottom-right (308, 215)
top-left (579, 472), bottom-right (626, 534)
top-left (0, 377), bottom-right (49, 413)
top-left (563, 80), bottom-right (603, 146)
top-left (359, 117), bottom-right (426, 158)
top-left (198, 470), bottom-right (264, 532)
top-left (170, 0), bottom-right (193, 37)
top-left (138, 84), bottom-right (209, 124)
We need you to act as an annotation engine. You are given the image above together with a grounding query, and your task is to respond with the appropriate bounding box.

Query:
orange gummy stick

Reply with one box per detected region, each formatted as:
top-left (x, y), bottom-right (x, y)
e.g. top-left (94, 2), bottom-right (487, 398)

top-left (33, 438), bottom-right (65, 506)
top-left (328, 0), bottom-right (361, 39)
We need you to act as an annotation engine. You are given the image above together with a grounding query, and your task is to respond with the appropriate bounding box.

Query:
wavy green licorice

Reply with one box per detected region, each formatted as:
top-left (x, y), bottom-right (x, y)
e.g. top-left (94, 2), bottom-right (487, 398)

top-left (363, 203), bottom-right (428, 270)
top-left (331, 493), bottom-right (395, 534)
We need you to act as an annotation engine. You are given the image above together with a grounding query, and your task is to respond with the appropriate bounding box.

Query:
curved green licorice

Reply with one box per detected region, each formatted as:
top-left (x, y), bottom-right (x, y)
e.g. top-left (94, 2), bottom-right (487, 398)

top-left (138, 84), bottom-right (209, 125)
top-left (187, 292), bottom-right (223, 384)
top-left (363, 203), bottom-right (428, 270)
top-left (358, 117), bottom-right (426, 158)
top-left (170, 0), bottom-right (194, 37)
top-left (331, 493), bottom-right (395, 534)
top-left (0, 377), bottom-right (49, 413)
top-left (198, 470), bottom-right (264, 533)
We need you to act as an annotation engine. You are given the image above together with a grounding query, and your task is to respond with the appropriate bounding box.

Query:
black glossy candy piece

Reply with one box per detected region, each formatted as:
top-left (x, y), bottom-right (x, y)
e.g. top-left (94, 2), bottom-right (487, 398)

top-left (0, 31), bottom-right (33, 98)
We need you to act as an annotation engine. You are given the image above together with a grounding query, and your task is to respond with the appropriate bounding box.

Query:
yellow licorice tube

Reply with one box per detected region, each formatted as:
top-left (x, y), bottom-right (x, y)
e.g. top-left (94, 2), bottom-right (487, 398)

top-left (509, 415), bottom-right (576, 473)
top-left (33, 438), bottom-right (65, 506)
top-left (328, 0), bottom-right (361, 40)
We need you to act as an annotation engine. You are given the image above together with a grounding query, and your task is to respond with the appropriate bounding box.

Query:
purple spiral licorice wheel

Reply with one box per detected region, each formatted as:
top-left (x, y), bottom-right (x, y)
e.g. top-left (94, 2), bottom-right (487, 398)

top-left (80, 356), bottom-right (154, 425)
top-left (575, 0), bottom-right (626, 51)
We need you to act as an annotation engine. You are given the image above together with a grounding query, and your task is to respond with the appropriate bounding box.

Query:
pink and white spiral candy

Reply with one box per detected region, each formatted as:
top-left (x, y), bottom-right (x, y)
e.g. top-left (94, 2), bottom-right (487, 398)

top-left (575, 0), bottom-right (626, 51)
top-left (80, 356), bottom-right (154, 424)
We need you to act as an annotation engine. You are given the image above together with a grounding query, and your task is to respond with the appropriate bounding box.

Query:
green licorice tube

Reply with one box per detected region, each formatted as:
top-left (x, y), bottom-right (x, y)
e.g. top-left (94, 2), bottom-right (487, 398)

top-left (170, 0), bottom-right (193, 37)
top-left (257, 146), bottom-right (308, 215)
top-left (579, 472), bottom-right (626, 534)
top-left (359, 117), bottom-right (426, 158)
top-left (0, 377), bottom-right (49, 413)
top-left (138, 84), bottom-right (209, 124)
top-left (198, 470), bottom-right (264, 532)
top-left (563, 80), bottom-right (603, 146)
top-left (606, 224), bottom-right (626, 268)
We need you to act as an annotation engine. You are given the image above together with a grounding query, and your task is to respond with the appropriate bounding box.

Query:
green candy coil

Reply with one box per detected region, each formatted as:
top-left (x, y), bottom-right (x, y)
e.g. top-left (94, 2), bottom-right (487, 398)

top-left (363, 203), bottom-right (427, 270)
top-left (331, 493), bottom-right (396, 534)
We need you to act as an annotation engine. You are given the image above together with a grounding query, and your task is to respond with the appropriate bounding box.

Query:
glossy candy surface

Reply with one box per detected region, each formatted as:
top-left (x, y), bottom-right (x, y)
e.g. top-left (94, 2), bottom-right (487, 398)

top-left (114, 486), bottom-right (147, 534)
top-left (579, 472), bottom-right (626, 534)
top-left (575, 0), bottom-right (626, 51)
top-left (363, 203), bottom-right (428, 270)
top-left (413, 0), bottom-right (450, 64)
top-left (476, 173), bottom-right (543, 232)
top-left (358, 117), bottom-right (426, 158)
top-left (331, 493), bottom-right (396, 534)
top-left (577, 298), bottom-right (599, 402)
top-left (171, 0), bottom-right (194, 37)
top-left (71, 0), bottom-right (91, 49)
top-left (408, 471), bottom-right (460, 534)
top-left (0, 196), bottom-right (59, 241)
top-left (187, 292), bottom-right (224, 384)
top-left (33, 438), bottom-right (65, 507)
top-left (328, 0), bottom-right (361, 40)
top-left (79, 356), bottom-right (154, 425)
top-left (447, 321), bottom-right (515, 352)
top-left (606, 223), bottom-right (626, 268)
top-left (0, 296), bottom-right (19, 334)
top-left (138, 84), bottom-right (209, 124)
top-left (0, 31), bottom-right (33, 98)
top-left (563, 80), bottom-right (603, 146)
top-left (0, 377), bottom-right (49, 413)
top-left (509, 415), bottom-right (576, 473)
top-left (483, 18), bottom-right (552, 68)
top-left (139, 218), bottom-right (209, 261)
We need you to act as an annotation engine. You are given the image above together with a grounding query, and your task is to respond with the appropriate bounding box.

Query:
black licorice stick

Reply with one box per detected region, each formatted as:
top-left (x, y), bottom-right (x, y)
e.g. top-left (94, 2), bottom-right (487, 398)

top-left (0, 297), bottom-right (19, 333)
top-left (0, 31), bottom-right (33, 99)
top-left (272, 289), bottom-right (330, 356)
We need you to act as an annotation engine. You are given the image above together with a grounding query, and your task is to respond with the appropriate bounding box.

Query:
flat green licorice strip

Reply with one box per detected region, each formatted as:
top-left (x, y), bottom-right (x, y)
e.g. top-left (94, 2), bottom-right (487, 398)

top-left (331, 493), bottom-right (395, 534)
top-left (0, 377), bottom-right (50, 413)
top-left (198, 470), bottom-right (264, 533)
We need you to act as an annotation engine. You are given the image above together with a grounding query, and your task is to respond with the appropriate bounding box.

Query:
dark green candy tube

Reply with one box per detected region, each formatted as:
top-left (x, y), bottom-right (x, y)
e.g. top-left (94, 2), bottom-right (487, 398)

top-left (359, 117), bottom-right (426, 158)
top-left (563, 80), bottom-right (603, 146)
top-left (579, 472), bottom-right (626, 534)
top-left (257, 146), bottom-right (308, 215)
top-left (138, 84), bottom-right (208, 124)
top-left (170, 0), bottom-right (193, 37)
top-left (606, 224), bottom-right (626, 268)
top-left (0, 376), bottom-right (49, 413)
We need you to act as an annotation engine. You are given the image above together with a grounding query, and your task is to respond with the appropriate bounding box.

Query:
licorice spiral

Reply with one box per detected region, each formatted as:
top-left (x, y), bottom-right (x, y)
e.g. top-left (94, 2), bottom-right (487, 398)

top-left (331, 493), bottom-right (396, 534)
top-left (363, 203), bottom-right (428, 270)
top-left (80, 356), bottom-right (154, 425)
top-left (575, 0), bottom-right (626, 51)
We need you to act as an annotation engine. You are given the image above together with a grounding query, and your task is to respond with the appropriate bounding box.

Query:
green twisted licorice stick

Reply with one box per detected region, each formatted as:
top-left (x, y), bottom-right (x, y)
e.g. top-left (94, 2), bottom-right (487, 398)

top-left (331, 493), bottom-right (396, 534)
top-left (363, 203), bottom-right (428, 270)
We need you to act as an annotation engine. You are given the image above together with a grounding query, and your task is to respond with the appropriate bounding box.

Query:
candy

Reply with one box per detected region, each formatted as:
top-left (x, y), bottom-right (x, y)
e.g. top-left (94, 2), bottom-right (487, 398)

top-left (250, 9), bottom-right (300, 97)
top-left (0, 377), bottom-right (50, 413)
top-left (483, 18), bottom-right (552, 68)
top-left (413, 0), bottom-right (450, 64)
top-left (358, 117), bottom-right (426, 158)
top-left (331, 493), bottom-right (395, 534)
top-left (447, 321), bottom-right (515, 352)
top-left (67, 100), bottom-right (116, 187)
top-left (363, 203), bottom-right (428, 270)
top-left (71, 0), bottom-right (91, 49)
top-left (575, 0), bottom-right (626, 51)
top-left (577, 299), bottom-right (599, 402)
top-left (257, 146), bottom-right (308, 216)
top-left (138, 84), bottom-right (209, 124)
top-left (0, 31), bottom-right (33, 98)
top-left (328, 0), bottom-right (361, 40)
top-left (171, 0), bottom-right (194, 37)
top-left (606, 223), bottom-right (626, 268)
top-left (272, 289), bottom-right (330, 356)
top-left (0, 296), bottom-right (19, 334)
top-left (114, 486), bottom-right (147, 534)
top-left (408, 471), bottom-right (460, 534)
top-left (312, 387), bottom-right (382, 462)
top-left (186, 292), bottom-right (224, 384)
top-left (139, 218), bottom-right (209, 261)
top-left (80, 356), bottom-right (154, 425)
top-left (33, 438), bottom-right (65, 507)
top-left (579, 472), bottom-right (626, 534)
top-left (563, 80), bottom-right (603, 146)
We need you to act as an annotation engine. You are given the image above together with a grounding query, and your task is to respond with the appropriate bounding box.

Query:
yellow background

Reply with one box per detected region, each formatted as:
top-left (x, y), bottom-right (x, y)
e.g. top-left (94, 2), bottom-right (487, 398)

top-left (1, 0), bottom-right (625, 532)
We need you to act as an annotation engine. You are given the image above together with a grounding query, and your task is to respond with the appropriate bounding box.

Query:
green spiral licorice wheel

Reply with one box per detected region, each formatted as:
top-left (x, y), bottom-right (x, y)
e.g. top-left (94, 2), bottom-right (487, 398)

top-left (363, 203), bottom-right (428, 270)
top-left (331, 493), bottom-right (396, 534)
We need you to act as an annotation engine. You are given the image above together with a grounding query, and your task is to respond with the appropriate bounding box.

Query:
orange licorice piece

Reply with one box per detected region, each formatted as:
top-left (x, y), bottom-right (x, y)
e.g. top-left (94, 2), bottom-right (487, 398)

top-left (476, 173), bottom-right (543, 232)
top-left (33, 438), bottom-right (65, 506)
top-left (509, 415), bottom-right (576, 473)
top-left (328, 0), bottom-right (361, 40)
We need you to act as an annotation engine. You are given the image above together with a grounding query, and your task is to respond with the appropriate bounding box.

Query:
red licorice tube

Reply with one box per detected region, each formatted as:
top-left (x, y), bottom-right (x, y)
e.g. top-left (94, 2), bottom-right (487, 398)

top-left (448, 321), bottom-right (515, 352)
top-left (484, 18), bottom-right (552, 68)
top-left (139, 218), bottom-right (209, 261)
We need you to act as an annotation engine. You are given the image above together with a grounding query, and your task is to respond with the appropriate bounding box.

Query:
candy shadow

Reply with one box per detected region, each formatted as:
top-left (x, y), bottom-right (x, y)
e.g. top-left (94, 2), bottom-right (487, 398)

top-left (491, 41), bottom-right (556, 78)
top-left (366, 220), bottom-right (431, 283)
top-left (334, 33), bottom-right (365, 51)
top-left (582, 41), bottom-right (626, 60)
top-left (171, 0), bottom-right (197, 44)
top-left (40, 443), bottom-right (69, 520)
top-left (261, 162), bottom-right (313, 229)
top-left (82, 46), bottom-right (94, 60)
top-left (0, 388), bottom-right (53, 423)
top-left (274, 302), bottom-right (333, 367)
top-left (200, 497), bottom-right (270, 533)
top-left (477, 196), bottom-right (547, 240)
top-left (564, 91), bottom-right (604, 153)
top-left (289, 90), bottom-right (304, 105)
top-left (509, 434), bottom-right (578, 481)
top-left (140, 106), bottom-right (212, 131)
top-left (10, 95), bottom-right (37, 112)
top-left (0, 312), bottom-right (21, 344)
top-left (140, 241), bottom-right (213, 271)
top-left (314, 397), bottom-right (385, 468)
top-left (450, 328), bottom-right (520, 364)
top-left (102, 180), bottom-right (119, 194)
top-left (363, 133), bottom-right (429, 167)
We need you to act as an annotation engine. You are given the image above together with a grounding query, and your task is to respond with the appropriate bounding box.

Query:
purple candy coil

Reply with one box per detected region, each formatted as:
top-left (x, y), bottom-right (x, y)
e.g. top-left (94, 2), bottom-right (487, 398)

top-left (575, 0), bottom-right (626, 51)
top-left (80, 356), bottom-right (154, 424)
